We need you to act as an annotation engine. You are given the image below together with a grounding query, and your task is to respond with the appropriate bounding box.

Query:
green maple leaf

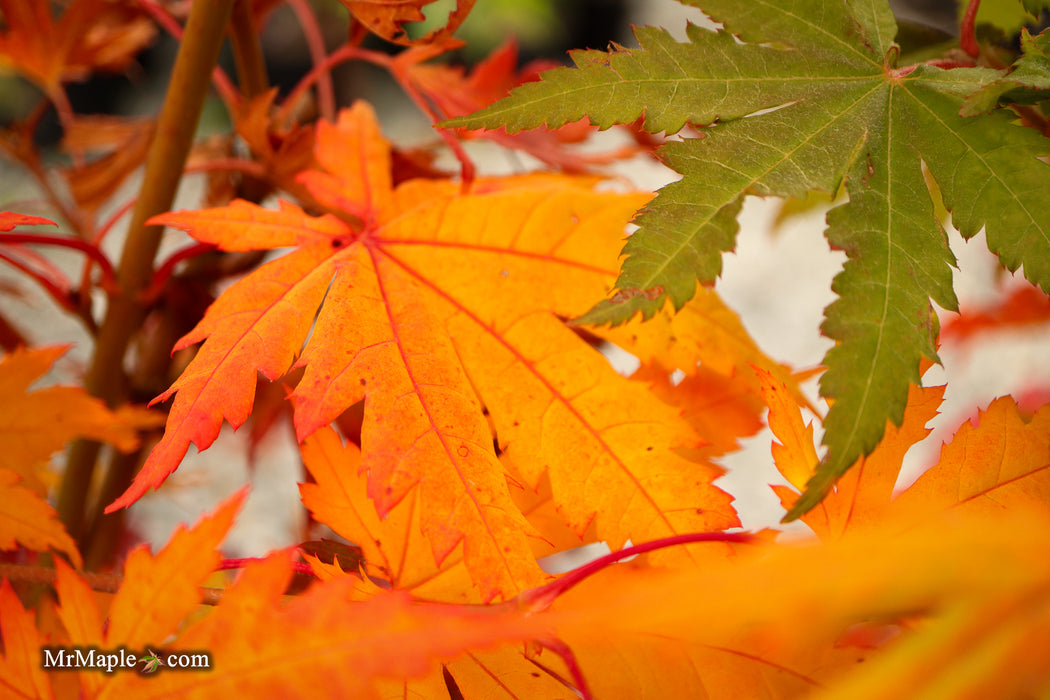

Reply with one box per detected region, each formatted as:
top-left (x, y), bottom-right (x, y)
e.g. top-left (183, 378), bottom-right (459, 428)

top-left (140, 649), bottom-right (164, 674)
top-left (962, 27), bottom-right (1050, 116)
top-left (445, 0), bottom-right (1050, 518)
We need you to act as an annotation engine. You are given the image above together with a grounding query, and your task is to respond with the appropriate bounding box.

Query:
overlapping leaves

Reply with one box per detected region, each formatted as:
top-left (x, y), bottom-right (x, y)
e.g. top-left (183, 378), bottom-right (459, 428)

top-left (119, 102), bottom-right (746, 600)
top-left (448, 0), bottom-right (1050, 517)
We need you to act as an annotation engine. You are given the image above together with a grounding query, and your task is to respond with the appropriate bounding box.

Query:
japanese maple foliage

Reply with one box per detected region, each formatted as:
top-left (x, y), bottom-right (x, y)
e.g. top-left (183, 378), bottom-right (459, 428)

top-left (2, 0), bottom-right (1050, 698)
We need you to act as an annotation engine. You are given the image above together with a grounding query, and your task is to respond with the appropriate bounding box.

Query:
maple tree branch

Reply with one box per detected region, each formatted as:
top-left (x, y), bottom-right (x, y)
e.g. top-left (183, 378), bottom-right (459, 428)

top-left (59, 0), bottom-right (239, 543)
top-left (229, 0), bottom-right (269, 100)
top-left (0, 562), bottom-right (225, 606)
top-left (217, 557), bottom-right (315, 576)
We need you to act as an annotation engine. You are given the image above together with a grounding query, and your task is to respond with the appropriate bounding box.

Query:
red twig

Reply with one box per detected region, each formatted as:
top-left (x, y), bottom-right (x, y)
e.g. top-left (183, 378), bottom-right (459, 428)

top-left (0, 248), bottom-right (76, 311)
top-left (141, 242), bottom-right (217, 303)
top-left (519, 531), bottom-right (760, 612)
top-left (94, 197), bottom-right (138, 246)
top-left (218, 557), bottom-right (314, 576)
top-left (287, 0), bottom-right (336, 123)
top-left (961, 0), bottom-right (982, 58)
top-left (395, 77), bottom-right (477, 188)
top-left (0, 232), bottom-right (118, 291)
top-left (278, 43), bottom-right (390, 127)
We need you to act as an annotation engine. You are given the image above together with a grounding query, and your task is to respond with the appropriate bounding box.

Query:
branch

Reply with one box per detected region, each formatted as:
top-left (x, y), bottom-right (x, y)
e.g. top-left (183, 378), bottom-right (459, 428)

top-left (59, 0), bottom-right (239, 545)
top-left (0, 562), bottom-right (225, 606)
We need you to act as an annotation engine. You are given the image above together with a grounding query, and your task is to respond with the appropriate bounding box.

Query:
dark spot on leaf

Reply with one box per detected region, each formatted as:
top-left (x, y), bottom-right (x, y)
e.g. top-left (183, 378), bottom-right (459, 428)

top-left (359, 378), bottom-right (366, 386)
top-left (646, 446), bottom-right (653, 451)
top-left (531, 672), bottom-right (540, 678)
top-left (457, 445), bottom-right (469, 457)
top-left (385, 486), bottom-right (393, 495)
top-left (696, 509), bottom-right (704, 515)
top-left (331, 238), bottom-right (344, 248)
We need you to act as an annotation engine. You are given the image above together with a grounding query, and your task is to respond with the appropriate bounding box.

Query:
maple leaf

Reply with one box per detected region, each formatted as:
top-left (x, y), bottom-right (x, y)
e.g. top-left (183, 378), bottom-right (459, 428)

top-left (0, 469), bottom-right (81, 569)
top-left (762, 364), bottom-right (1050, 538)
top-left (0, 577), bottom-right (53, 700)
top-left (941, 283), bottom-right (1050, 341)
top-left (115, 102), bottom-right (738, 600)
top-left (338, 0), bottom-right (476, 45)
top-left (394, 40), bottom-right (605, 172)
top-left (447, 0), bottom-right (1050, 519)
top-left (102, 552), bottom-right (551, 699)
top-left (0, 212), bottom-right (57, 231)
top-left (300, 427), bottom-right (578, 697)
top-left (0, 0), bottom-right (154, 108)
top-left (53, 557), bottom-right (104, 697)
top-left (104, 489), bottom-right (246, 650)
top-left (0, 345), bottom-right (159, 492)
top-left (299, 426), bottom-right (477, 601)
top-left (961, 26), bottom-right (1050, 116)
top-left (84, 505), bottom-right (1050, 698)
top-left (60, 116), bottom-right (155, 214)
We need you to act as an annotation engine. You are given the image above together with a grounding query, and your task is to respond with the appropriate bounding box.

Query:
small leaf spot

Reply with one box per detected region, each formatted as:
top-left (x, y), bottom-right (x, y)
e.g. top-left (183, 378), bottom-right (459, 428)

top-left (457, 445), bottom-right (469, 457)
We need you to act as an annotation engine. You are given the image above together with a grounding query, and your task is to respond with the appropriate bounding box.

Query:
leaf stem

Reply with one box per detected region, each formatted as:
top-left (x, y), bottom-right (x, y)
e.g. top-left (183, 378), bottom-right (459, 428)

top-left (218, 557), bottom-right (315, 576)
top-left (960, 0), bottom-right (982, 58)
top-left (59, 0), bottom-right (239, 542)
top-left (287, 0), bottom-right (336, 123)
top-left (519, 531), bottom-right (759, 612)
top-left (0, 232), bottom-right (118, 291)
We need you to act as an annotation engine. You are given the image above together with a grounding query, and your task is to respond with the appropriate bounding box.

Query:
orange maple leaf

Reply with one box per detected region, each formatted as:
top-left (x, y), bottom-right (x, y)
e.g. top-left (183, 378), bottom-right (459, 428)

top-left (117, 101), bottom-right (739, 600)
top-left (0, 0), bottom-right (154, 113)
top-left (104, 489), bottom-right (246, 650)
top-left (0, 345), bottom-right (160, 568)
top-left (395, 40), bottom-right (605, 171)
top-left (0, 577), bottom-right (52, 700)
top-left (941, 283), bottom-right (1050, 342)
top-left (0, 469), bottom-right (81, 569)
top-left (0, 212), bottom-right (57, 231)
top-left (300, 426), bottom-right (580, 697)
top-left (340, 0), bottom-right (476, 45)
top-left (0, 345), bottom-right (160, 492)
top-left (761, 365), bottom-right (1050, 538)
top-left (299, 426), bottom-right (477, 601)
top-left (72, 504), bottom-right (1050, 698)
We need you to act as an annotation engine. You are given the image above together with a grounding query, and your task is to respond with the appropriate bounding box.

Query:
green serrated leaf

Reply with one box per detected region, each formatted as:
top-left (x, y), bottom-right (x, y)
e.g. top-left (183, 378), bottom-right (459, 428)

top-left (962, 28), bottom-right (1050, 116)
top-left (787, 106), bottom-right (957, 519)
top-left (449, 0), bottom-right (1050, 518)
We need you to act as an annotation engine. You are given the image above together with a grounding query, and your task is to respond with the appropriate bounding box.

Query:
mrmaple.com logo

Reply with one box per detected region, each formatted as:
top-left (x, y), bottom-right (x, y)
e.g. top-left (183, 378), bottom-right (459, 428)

top-left (42, 646), bottom-right (211, 674)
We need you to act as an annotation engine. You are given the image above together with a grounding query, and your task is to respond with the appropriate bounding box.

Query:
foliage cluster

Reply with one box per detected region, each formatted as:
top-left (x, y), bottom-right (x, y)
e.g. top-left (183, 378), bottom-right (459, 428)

top-left (2, 0), bottom-right (1050, 697)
